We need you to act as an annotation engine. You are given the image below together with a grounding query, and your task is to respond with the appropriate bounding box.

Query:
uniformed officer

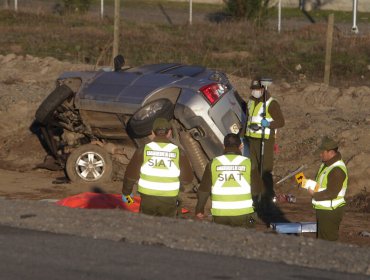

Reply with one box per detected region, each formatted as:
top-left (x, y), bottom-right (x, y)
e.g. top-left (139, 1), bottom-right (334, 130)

top-left (240, 78), bottom-right (285, 221)
top-left (122, 118), bottom-right (194, 217)
top-left (195, 133), bottom-right (255, 228)
top-left (306, 136), bottom-right (348, 241)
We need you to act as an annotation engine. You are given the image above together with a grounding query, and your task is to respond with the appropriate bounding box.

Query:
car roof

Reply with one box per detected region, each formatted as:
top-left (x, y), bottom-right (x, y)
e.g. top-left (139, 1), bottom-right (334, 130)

top-left (79, 63), bottom-right (207, 105)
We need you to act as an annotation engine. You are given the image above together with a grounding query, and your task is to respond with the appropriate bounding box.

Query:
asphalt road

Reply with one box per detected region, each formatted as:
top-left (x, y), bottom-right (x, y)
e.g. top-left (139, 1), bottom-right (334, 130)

top-left (0, 225), bottom-right (367, 280)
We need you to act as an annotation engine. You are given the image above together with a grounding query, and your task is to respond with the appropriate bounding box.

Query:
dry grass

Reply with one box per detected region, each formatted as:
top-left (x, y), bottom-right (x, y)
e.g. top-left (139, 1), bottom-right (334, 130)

top-left (0, 7), bottom-right (369, 87)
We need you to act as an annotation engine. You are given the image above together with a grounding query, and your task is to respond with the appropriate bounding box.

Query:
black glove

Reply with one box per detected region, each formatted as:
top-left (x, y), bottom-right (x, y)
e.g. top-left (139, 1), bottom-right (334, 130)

top-left (249, 124), bottom-right (260, 131)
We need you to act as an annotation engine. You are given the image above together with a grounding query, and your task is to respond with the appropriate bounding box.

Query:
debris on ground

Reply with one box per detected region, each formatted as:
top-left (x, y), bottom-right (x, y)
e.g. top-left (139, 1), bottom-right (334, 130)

top-left (347, 188), bottom-right (370, 213)
top-left (359, 231), bottom-right (370, 237)
top-left (56, 192), bottom-right (190, 214)
top-left (274, 194), bottom-right (296, 203)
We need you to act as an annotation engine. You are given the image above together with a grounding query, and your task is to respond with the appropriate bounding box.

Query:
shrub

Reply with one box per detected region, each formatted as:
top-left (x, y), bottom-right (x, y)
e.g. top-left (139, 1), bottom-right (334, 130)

top-left (62, 0), bottom-right (92, 14)
top-left (224, 0), bottom-right (270, 25)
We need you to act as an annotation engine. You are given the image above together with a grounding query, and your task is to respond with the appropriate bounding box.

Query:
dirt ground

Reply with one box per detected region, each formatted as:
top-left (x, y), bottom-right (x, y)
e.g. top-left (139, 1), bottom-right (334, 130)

top-left (0, 54), bottom-right (369, 247)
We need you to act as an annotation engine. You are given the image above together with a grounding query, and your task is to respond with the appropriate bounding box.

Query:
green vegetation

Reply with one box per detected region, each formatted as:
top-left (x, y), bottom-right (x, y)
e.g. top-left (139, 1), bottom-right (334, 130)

top-left (0, 1), bottom-right (369, 87)
top-left (224, 0), bottom-right (270, 26)
top-left (62, 0), bottom-right (92, 13)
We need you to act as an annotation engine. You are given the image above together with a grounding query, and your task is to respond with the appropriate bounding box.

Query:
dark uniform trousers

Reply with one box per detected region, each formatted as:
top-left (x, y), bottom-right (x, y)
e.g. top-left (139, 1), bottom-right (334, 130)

top-left (248, 137), bottom-right (275, 218)
top-left (213, 214), bottom-right (256, 228)
top-left (139, 194), bottom-right (178, 218)
top-left (316, 206), bottom-right (345, 241)
top-left (249, 137), bottom-right (275, 196)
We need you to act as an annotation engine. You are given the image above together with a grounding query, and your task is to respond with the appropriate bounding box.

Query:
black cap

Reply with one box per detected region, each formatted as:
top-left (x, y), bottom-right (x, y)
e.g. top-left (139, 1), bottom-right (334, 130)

top-left (250, 79), bottom-right (263, 89)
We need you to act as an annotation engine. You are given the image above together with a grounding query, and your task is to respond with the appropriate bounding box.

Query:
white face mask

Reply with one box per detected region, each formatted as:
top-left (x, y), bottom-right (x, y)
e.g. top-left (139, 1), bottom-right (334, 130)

top-left (251, 89), bottom-right (263, 99)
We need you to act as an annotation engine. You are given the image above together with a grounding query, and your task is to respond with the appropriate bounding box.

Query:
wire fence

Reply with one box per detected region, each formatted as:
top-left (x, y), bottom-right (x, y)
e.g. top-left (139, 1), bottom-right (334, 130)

top-left (2, 0), bottom-right (369, 34)
top-left (1, 0), bottom-right (210, 65)
top-left (1, 0), bottom-right (369, 85)
top-left (1, 0), bottom-right (202, 24)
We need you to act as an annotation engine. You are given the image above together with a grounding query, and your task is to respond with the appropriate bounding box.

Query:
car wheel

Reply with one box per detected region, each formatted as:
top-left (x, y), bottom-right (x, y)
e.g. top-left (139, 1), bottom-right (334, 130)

top-left (35, 84), bottom-right (74, 125)
top-left (66, 144), bottom-right (113, 183)
top-left (128, 99), bottom-right (174, 138)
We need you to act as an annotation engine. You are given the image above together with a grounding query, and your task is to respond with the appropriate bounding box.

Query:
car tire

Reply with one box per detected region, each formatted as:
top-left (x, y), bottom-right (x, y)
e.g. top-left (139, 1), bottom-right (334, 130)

top-left (179, 131), bottom-right (209, 181)
top-left (127, 99), bottom-right (174, 138)
top-left (35, 84), bottom-right (74, 125)
top-left (66, 144), bottom-right (113, 183)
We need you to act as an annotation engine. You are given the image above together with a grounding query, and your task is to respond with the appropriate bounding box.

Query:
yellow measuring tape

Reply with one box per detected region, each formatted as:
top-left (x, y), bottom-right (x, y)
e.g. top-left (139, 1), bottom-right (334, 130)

top-left (295, 172), bottom-right (306, 184)
top-left (125, 195), bottom-right (134, 205)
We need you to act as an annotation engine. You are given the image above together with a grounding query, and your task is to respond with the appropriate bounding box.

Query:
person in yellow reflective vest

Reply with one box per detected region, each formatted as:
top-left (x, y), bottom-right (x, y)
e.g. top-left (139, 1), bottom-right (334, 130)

top-left (122, 118), bottom-right (194, 217)
top-left (195, 133), bottom-right (256, 228)
top-left (240, 77), bottom-right (285, 223)
top-left (306, 136), bottom-right (348, 241)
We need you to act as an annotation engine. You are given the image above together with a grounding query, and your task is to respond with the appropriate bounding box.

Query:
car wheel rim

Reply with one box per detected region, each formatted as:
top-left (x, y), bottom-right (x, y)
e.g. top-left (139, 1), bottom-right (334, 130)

top-left (75, 151), bottom-right (106, 181)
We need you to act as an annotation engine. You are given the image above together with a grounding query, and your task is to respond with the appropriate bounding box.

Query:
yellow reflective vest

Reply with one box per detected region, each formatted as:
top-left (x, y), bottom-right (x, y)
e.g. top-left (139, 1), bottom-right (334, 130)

top-left (245, 97), bottom-right (274, 139)
top-left (312, 160), bottom-right (348, 210)
top-left (138, 141), bottom-right (180, 197)
top-left (211, 154), bottom-right (254, 216)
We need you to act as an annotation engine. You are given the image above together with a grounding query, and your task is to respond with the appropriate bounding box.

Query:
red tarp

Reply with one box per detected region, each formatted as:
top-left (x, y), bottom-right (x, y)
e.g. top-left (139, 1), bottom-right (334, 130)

top-left (56, 192), bottom-right (189, 214)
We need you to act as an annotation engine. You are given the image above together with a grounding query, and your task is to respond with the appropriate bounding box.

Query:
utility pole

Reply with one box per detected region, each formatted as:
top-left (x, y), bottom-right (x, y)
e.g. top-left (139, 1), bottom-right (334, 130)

top-left (324, 14), bottom-right (334, 86)
top-left (113, 0), bottom-right (120, 63)
top-left (189, 0), bottom-right (192, 25)
top-left (352, 0), bottom-right (359, 33)
top-left (277, 0), bottom-right (281, 33)
top-left (101, 0), bottom-right (104, 20)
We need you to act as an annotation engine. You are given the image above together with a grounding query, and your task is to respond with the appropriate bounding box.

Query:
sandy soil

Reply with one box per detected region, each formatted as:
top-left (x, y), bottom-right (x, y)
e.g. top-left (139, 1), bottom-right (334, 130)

top-left (0, 54), bottom-right (369, 247)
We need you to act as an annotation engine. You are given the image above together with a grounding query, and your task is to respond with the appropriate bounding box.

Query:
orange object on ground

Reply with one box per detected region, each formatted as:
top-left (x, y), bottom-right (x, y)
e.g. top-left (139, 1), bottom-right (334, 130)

top-left (56, 192), bottom-right (141, 212)
top-left (56, 192), bottom-right (189, 214)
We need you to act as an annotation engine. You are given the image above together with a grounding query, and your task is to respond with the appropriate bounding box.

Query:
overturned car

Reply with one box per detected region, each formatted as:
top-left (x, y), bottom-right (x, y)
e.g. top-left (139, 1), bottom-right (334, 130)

top-left (35, 57), bottom-right (245, 184)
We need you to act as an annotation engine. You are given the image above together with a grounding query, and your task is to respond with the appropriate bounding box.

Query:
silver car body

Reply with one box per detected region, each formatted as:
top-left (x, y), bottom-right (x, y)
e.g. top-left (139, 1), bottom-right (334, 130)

top-left (37, 62), bottom-right (245, 182)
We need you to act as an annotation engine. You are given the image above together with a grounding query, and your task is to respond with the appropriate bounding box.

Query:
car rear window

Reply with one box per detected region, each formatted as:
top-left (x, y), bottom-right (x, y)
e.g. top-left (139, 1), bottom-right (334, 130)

top-left (160, 65), bottom-right (205, 77)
